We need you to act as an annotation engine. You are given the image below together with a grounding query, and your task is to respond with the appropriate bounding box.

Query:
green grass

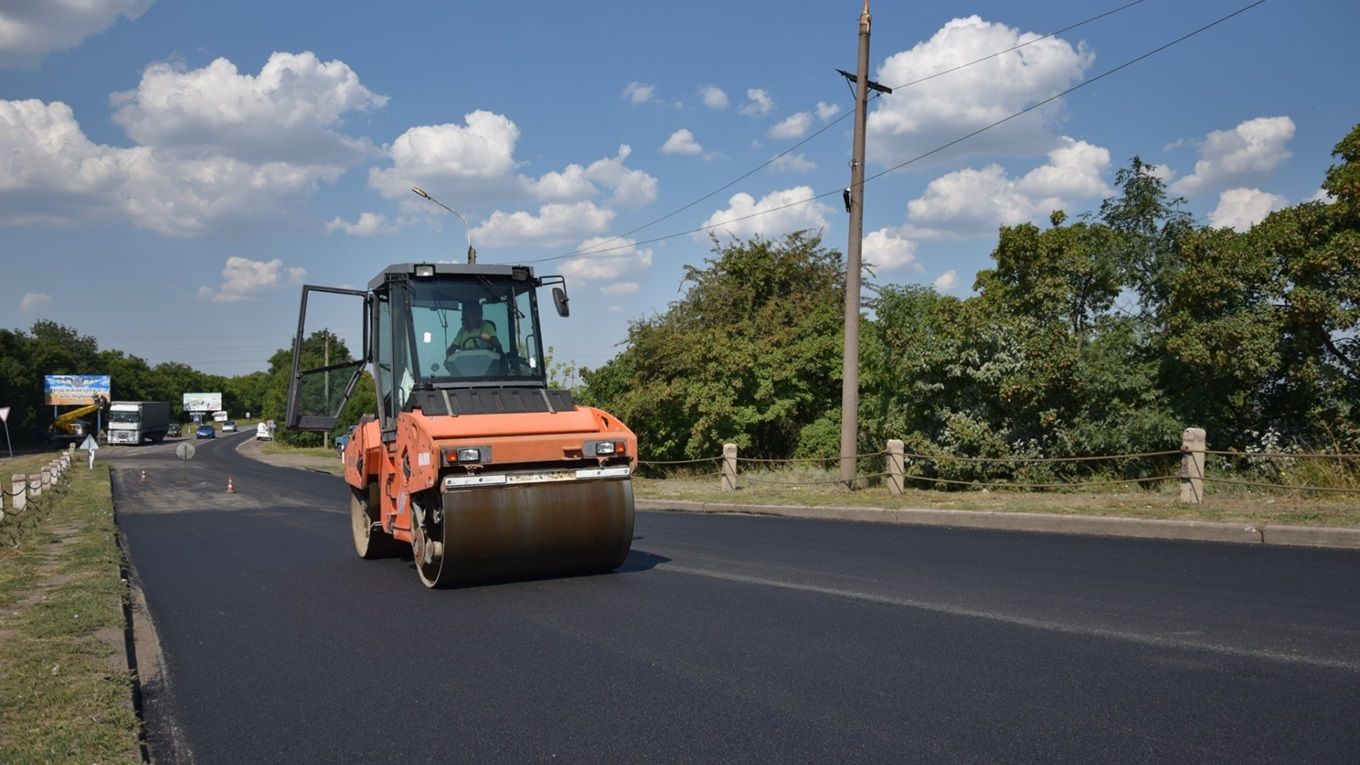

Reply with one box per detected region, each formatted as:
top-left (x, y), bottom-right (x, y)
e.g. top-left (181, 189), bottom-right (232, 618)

top-left (634, 470), bottom-right (1360, 528)
top-left (258, 440), bottom-right (340, 460)
top-left (0, 456), bottom-right (141, 763)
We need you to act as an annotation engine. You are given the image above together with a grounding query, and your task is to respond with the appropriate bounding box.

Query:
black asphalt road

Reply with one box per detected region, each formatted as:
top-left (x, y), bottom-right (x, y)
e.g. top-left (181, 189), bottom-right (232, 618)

top-left (110, 434), bottom-right (1360, 763)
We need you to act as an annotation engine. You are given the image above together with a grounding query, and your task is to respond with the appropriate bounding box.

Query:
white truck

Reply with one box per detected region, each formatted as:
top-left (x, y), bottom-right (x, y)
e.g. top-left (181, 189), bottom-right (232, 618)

top-left (107, 401), bottom-right (171, 445)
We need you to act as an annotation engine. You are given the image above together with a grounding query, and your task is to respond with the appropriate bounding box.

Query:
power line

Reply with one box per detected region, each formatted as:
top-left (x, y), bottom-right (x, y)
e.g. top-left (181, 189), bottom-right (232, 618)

top-left (527, 0), bottom-right (1152, 266)
top-left (523, 0), bottom-right (1266, 265)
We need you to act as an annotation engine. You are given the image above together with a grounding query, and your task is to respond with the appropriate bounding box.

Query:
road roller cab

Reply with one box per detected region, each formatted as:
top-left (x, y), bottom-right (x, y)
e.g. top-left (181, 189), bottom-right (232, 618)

top-left (285, 262), bottom-right (636, 588)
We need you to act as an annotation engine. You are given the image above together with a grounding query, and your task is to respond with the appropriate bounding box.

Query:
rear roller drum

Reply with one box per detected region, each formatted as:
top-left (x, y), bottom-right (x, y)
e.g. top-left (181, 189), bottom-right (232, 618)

top-left (351, 484), bottom-right (402, 559)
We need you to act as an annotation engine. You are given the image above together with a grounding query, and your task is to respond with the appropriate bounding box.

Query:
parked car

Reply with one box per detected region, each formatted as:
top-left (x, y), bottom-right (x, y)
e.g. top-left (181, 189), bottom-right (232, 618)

top-left (196, 424), bottom-right (216, 439)
top-left (335, 425), bottom-right (356, 457)
top-left (222, 421), bottom-right (238, 433)
top-left (167, 424), bottom-right (181, 438)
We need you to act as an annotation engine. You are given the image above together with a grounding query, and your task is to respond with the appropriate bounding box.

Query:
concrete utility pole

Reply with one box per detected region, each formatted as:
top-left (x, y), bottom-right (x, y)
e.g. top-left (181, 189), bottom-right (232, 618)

top-left (323, 333), bottom-right (330, 450)
top-left (839, 0), bottom-right (873, 488)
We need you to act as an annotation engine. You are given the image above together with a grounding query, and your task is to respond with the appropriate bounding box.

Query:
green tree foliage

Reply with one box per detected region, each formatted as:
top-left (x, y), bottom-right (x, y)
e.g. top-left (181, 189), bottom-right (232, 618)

top-left (581, 232), bottom-right (845, 459)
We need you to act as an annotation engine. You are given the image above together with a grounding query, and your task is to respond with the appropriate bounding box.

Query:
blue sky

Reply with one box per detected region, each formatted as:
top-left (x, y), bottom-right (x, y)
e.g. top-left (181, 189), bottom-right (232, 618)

top-left (2, 0), bottom-right (1357, 378)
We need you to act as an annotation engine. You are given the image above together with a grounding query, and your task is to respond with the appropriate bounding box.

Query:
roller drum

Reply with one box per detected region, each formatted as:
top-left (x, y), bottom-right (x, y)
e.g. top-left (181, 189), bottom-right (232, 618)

top-left (420, 477), bottom-right (634, 587)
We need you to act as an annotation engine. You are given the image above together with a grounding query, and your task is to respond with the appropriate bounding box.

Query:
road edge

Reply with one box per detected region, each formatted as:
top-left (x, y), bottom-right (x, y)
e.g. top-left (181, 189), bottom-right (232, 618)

top-left (636, 499), bottom-right (1360, 550)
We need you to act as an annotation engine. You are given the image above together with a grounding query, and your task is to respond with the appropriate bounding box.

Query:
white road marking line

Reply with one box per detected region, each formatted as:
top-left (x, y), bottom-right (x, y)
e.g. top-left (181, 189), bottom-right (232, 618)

top-left (660, 564), bottom-right (1360, 672)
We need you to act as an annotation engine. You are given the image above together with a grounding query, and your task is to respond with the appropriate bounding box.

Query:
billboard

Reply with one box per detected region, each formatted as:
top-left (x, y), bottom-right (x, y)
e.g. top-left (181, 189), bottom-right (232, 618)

top-left (182, 392), bottom-right (223, 413)
top-left (44, 375), bottom-right (111, 406)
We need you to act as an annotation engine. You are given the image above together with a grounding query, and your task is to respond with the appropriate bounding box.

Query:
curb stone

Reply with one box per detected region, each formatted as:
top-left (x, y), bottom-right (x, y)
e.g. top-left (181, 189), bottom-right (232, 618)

top-left (635, 499), bottom-right (1360, 550)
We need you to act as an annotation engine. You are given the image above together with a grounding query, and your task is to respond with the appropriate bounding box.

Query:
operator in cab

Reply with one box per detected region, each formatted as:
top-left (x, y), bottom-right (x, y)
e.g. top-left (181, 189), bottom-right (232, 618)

top-left (448, 301), bottom-right (502, 354)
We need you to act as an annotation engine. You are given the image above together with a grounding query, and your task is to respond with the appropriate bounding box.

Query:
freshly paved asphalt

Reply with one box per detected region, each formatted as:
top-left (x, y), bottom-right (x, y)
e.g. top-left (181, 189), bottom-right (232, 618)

top-left (109, 433), bottom-right (1360, 763)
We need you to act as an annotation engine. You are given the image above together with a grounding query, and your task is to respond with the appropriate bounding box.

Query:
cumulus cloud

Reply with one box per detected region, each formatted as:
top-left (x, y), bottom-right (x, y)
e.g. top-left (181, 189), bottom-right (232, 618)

top-left (600, 282), bottom-right (639, 295)
top-left (523, 144), bottom-right (658, 209)
top-left (1208, 188), bottom-right (1288, 232)
top-left (869, 16), bottom-right (1093, 162)
top-left (661, 128), bottom-right (703, 156)
top-left (19, 292), bottom-right (53, 313)
top-left (905, 137), bottom-right (1110, 238)
top-left (739, 88), bottom-right (774, 118)
top-left (862, 229), bottom-right (919, 272)
top-left (560, 238), bottom-right (653, 282)
top-left (0, 97), bottom-right (348, 236)
top-left (769, 152), bottom-right (816, 173)
top-left (0, 0), bottom-right (153, 67)
top-left (699, 85), bottom-right (728, 110)
top-left (622, 82), bottom-right (656, 105)
top-left (325, 212), bottom-right (387, 236)
top-left (197, 256), bottom-right (305, 303)
top-left (0, 51), bottom-right (385, 235)
top-left (1170, 116), bottom-right (1295, 197)
top-left (110, 52), bottom-right (385, 165)
top-left (933, 270), bottom-right (959, 293)
top-left (697, 186), bottom-right (831, 241)
top-left (769, 112), bottom-right (812, 140)
top-left (471, 201), bottom-right (614, 248)
top-left (816, 102), bottom-right (841, 121)
top-left (369, 110), bottom-right (520, 199)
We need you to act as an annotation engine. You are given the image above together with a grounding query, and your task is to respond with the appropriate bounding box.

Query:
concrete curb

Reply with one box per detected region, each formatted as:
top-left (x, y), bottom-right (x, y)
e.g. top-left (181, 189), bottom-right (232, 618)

top-left (635, 499), bottom-right (1360, 550)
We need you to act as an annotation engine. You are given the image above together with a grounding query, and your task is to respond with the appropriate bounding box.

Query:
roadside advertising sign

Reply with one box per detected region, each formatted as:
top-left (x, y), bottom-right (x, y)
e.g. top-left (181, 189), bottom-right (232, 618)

top-left (182, 392), bottom-right (223, 413)
top-left (44, 375), bottom-right (112, 406)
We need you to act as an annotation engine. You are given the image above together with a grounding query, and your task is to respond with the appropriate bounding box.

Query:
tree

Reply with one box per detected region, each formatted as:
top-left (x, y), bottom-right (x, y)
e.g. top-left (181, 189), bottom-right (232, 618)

top-left (581, 232), bottom-right (846, 460)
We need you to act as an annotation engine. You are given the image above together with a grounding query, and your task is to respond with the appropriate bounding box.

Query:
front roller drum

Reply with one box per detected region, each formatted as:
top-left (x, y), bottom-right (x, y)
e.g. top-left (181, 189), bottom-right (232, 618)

top-left (415, 478), bottom-right (634, 588)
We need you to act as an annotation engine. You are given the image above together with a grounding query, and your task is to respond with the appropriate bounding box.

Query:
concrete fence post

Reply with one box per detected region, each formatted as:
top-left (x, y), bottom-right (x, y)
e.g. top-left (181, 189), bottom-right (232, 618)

top-left (41, 466), bottom-right (52, 491)
top-left (29, 473), bottom-right (42, 499)
top-left (886, 439), bottom-right (905, 496)
top-left (722, 443), bottom-right (738, 492)
top-left (1180, 427), bottom-right (1206, 504)
top-left (11, 475), bottom-right (25, 513)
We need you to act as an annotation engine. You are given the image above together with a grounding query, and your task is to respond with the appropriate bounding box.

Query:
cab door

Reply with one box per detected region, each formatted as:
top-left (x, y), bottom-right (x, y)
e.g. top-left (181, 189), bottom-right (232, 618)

top-left (285, 285), bottom-right (369, 431)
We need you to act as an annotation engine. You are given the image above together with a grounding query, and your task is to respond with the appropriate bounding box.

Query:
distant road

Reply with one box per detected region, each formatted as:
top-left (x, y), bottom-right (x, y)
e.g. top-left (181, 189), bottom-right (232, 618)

top-left (110, 434), bottom-right (1360, 763)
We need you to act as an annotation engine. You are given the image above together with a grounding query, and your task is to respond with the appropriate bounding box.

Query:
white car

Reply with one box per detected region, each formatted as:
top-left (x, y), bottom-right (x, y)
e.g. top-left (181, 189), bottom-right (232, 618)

top-left (221, 421), bottom-right (238, 432)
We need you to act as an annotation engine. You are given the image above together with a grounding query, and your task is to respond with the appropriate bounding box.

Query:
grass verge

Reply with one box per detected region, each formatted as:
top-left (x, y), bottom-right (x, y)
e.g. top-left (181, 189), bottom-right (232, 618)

top-left (634, 472), bottom-right (1360, 528)
top-left (0, 454), bottom-right (141, 763)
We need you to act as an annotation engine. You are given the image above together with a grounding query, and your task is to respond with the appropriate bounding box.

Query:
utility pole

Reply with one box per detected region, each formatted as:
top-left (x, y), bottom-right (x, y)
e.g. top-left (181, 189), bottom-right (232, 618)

top-left (839, 0), bottom-right (874, 488)
top-left (323, 333), bottom-right (330, 450)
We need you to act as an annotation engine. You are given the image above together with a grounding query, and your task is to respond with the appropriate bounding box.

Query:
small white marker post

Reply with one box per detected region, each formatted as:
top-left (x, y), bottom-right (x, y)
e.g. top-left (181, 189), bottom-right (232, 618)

top-left (81, 434), bottom-right (99, 470)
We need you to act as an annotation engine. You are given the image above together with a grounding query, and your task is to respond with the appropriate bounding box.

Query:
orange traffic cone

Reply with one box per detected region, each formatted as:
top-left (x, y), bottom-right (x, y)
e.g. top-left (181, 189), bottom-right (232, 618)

top-left (139, 469), bottom-right (147, 484)
top-left (226, 476), bottom-right (236, 494)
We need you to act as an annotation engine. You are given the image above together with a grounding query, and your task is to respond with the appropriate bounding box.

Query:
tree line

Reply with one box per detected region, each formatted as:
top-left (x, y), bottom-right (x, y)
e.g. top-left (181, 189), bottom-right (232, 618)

top-left (580, 123), bottom-right (1359, 481)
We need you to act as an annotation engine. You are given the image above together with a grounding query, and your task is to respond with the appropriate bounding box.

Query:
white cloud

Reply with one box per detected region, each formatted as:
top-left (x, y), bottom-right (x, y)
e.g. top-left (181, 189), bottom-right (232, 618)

top-left (905, 137), bottom-right (1110, 238)
top-left (622, 82), bottom-right (656, 105)
top-left (770, 152), bottom-right (816, 173)
top-left (661, 128), bottom-right (703, 156)
top-left (816, 102), bottom-right (841, 121)
top-left (110, 52), bottom-right (385, 165)
top-left (1311, 188), bottom-right (1335, 204)
top-left (472, 201), bottom-right (614, 248)
top-left (560, 238), bottom-right (653, 282)
top-left (197, 256), bottom-right (305, 303)
top-left (369, 110), bottom-right (520, 199)
top-left (933, 270), bottom-right (959, 293)
top-left (869, 16), bottom-right (1093, 162)
top-left (325, 212), bottom-right (387, 236)
top-left (0, 0), bottom-right (153, 67)
top-left (698, 85), bottom-right (728, 110)
top-left (739, 88), bottom-right (774, 118)
top-left (0, 97), bottom-right (346, 236)
top-left (698, 186), bottom-right (831, 241)
top-left (600, 282), bottom-right (640, 295)
top-left (862, 229), bottom-right (919, 272)
top-left (769, 112), bottom-right (812, 140)
top-left (1208, 188), bottom-right (1288, 232)
top-left (1170, 116), bottom-right (1295, 197)
top-left (521, 145), bottom-right (657, 208)
top-left (19, 292), bottom-right (53, 313)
